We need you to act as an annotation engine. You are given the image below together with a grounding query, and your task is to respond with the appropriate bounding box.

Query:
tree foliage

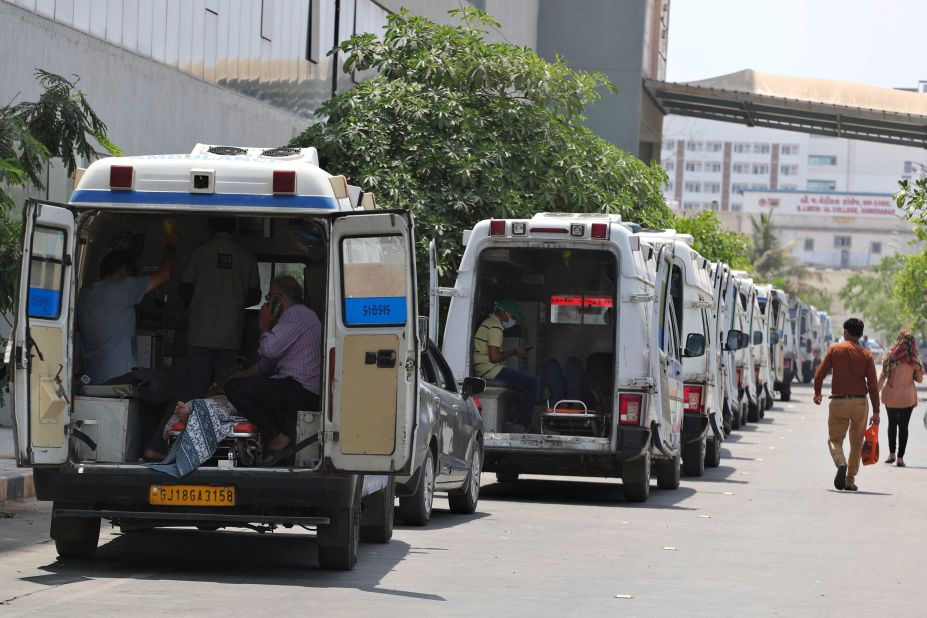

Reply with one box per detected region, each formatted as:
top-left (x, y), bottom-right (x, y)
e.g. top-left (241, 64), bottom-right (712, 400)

top-left (839, 255), bottom-right (910, 336)
top-left (671, 210), bottom-right (750, 269)
top-left (290, 8), bottom-right (672, 283)
top-left (1, 70), bottom-right (120, 316)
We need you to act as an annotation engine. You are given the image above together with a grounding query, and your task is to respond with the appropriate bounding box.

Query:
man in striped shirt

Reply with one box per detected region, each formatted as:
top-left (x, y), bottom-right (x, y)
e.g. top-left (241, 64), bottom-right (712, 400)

top-left (226, 276), bottom-right (321, 464)
top-left (472, 299), bottom-right (538, 432)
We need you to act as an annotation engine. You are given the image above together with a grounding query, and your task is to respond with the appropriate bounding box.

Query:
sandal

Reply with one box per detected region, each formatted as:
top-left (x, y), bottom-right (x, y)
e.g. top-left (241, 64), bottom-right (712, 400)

top-left (896, 457), bottom-right (906, 467)
top-left (885, 454), bottom-right (896, 464)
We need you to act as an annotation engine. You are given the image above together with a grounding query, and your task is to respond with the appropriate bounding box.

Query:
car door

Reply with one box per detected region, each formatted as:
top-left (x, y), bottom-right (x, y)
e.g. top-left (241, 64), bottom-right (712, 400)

top-left (428, 344), bottom-right (470, 484)
top-left (12, 200), bottom-right (76, 466)
top-left (326, 210), bottom-right (418, 474)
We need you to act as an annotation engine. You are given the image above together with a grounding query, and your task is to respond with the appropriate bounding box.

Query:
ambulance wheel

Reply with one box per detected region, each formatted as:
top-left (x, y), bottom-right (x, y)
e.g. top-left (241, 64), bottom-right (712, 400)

top-left (748, 399), bottom-right (760, 422)
top-left (399, 448), bottom-right (435, 526)
top-left (780, 383), bottom-right (791, 402)
top-left (622, 453), bottom-right (651, 502)
top-left (655, 454), bottom-right (681, 490)
top-left (731, 404), bottom-right (742, 430)
top-left (318, 482), bottom-right (362, 570)
top-left (682, 438), bottom-right (705, 477)
top-left (51, 505), bottom-right (100, 559)
top-left (449, 443), bottom-right (482, 515)
top-left (704, 435), bottom-right (722, 468)
top-left (765, 386), bottom-right (775, 411)
top-left (360, 477), bottom-right (395, 544)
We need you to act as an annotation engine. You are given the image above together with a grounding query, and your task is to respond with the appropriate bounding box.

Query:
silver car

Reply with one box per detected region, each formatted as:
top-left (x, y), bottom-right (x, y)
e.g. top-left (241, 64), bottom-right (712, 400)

top-left (395, 341), bottom-right (484, 525)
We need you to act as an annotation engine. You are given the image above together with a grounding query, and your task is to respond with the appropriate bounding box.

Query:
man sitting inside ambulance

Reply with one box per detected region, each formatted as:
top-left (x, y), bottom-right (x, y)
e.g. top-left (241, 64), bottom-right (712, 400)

top-left (225, 275), bottom-right (321, 465)
top-left (77, 233), bottom-right (180, 459)
top-left (472, 299), bottom-right (538, 432)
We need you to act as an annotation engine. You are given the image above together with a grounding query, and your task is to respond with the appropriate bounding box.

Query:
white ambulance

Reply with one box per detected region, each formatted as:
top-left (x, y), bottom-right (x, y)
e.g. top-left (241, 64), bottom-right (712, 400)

top-left (5, 145), bottom-right (422, 570)
top-left (758, 286), bottom-right (791, 402)
top-left (731, 272), bottom-right (761, 423)
top-left (440, 214), bottom-right (684, 502)
top-left (711, 262), bottom-right (749, 432)
top-left (636, 231), bottom-right (720, 476)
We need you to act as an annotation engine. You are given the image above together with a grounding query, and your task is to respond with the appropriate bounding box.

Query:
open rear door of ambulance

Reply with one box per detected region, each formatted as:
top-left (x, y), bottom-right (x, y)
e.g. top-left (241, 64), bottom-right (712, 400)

top-left (12, 200), bottom-right (76, 466)
top-left (326, 210), bottom-right (419, 474)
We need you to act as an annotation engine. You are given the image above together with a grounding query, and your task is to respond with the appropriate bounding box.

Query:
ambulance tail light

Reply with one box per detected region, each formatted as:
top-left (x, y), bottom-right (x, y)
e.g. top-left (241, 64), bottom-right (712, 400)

top-left (736, 367), bottom-right (743, 387)
top-left (591, 223), bottom-right (608, 239)
top-left (683, 385), bottom-right (704, 414)
top-left (784, 357), bottom-right (792, 370)
top-left (754, 365), bottom-right (761, 382)
top-left (273, 170), bottom-right (297, 195)
top-left (109, 165), bottom-right (134, 190)
top-left (327, 347), bottom-right (336, 421)
top-left (618, 393), bottom-right (642, 425)
top-left (489, 220), bottom-right (506, 236)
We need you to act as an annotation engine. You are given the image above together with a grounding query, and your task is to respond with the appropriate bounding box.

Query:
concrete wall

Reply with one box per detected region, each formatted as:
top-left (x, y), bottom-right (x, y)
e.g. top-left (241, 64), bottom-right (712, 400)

top-left (0, 2), bottom-right (308, 156)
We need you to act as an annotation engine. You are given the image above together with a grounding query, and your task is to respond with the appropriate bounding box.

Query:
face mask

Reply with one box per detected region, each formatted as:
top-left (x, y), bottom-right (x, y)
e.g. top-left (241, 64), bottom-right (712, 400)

top-left (501, 315), bottom-right (517, 329)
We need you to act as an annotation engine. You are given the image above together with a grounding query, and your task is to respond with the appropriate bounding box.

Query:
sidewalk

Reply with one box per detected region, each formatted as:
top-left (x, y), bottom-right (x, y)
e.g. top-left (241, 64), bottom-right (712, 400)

top-left (0, 425), bottom-right (33, 503)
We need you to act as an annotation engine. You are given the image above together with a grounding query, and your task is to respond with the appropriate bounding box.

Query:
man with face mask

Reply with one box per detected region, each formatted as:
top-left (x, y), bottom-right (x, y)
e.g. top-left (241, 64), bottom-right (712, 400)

top-left (472, 299), bottom-right (538, 432)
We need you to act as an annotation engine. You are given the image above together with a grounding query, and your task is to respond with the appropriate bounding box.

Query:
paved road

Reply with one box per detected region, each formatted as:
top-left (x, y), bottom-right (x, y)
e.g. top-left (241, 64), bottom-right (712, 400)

top-left (2, 384), bottom-right (926, 616)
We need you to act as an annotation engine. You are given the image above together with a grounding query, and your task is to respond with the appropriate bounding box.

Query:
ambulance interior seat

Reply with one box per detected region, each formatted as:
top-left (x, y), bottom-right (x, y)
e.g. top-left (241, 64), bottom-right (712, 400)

top-left (544, 357), bottom-right (596, 412)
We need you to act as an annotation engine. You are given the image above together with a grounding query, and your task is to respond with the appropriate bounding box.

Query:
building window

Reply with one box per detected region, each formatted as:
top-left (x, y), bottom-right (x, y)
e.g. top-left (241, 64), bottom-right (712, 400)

top-left (749, 184), bottom-right (768, 191)
top-left (683, 201), bottom-right (701, 211)
top-left (684, 181), bottom-right (701, 193)
top-left (752, 163), bottom-right (770, 175)
top-left (780, 164), bottom-right (798, 176)
top-left (834, 236), bottom-right (852, 248)
top-left (663, 140), bottom-right (676, 150)
top-left (703, 201), bottom-right (719, 210)
top-left (665, 181), bottom-right (674, 193)
top-left (871, 241), bottom-right (882, 254)
top-left (664, 161), bottom-right (674, 171)
top-left (753, 143), bottom-right (770, 154)
top-left (780, 184), bottom-right (799, 190)
top-left (781, 144), bottom-right (800, 155)
top-left (731, 183), bottom-right (748, 194)
top-left (732, 162), bottom-right (750, 174)
top-left (804, 238), bottom-right (814, 251)
top-left (808, 154), bottom-right (837, 165)
top-left (807, 179), bottom-right (836, 191)
top-left (703, 182), bottom-right (721, 194)
top-left (731, 203), bottom-right (743, 212)
top-left (705, 162), bottom-right (722, 173)
top-left (686, 141), bottom-right (704, 152)
top-left (705, 141), bottom-right (723, 152)
top-left (685, 161), bottom-right (703, 172)
top-left (733, 142), bottom-right (750, 154)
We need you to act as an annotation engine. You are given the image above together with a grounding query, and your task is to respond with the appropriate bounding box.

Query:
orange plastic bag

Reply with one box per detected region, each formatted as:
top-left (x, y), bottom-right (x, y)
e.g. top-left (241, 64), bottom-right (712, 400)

top-left (861, 423), bottom-right (879, 466)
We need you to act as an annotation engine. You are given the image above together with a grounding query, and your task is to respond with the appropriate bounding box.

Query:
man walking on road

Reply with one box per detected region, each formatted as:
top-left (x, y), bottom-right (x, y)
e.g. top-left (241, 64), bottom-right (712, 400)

top-left (813, 318), bottom-right (880, 491)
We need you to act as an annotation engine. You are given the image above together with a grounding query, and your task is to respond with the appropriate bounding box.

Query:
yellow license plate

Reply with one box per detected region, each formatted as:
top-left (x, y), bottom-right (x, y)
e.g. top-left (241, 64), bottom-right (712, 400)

top-left (149, 484), bottom-right (236, 507)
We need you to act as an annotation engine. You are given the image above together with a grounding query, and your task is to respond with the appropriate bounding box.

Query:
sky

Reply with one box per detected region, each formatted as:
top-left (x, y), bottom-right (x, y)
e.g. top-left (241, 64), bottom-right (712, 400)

top-left (665, 0), bottom-right (927, 90)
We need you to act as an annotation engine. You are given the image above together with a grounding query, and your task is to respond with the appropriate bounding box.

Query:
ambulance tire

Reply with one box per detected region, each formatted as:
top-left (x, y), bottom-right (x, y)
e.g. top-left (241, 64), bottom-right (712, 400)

top-left (51, 505), bottom-right (100, 560)
top-left (748, 399), bottom-right (760, 423)
top-left (704, 435), bottom-right (722, 468)
top-left (780, 382), bottom-right (791, 402)
top-left (318, 482), bottom-right (362, 570)
top-left (682, 437), bottom-right (705, 477)
top-left (399, 448), bottom-right (435, 526)
top-left (655, 454), bottom-right (682, 490)
top-left (731, 403), bottom-right (742, 430)
top-left (360, 477), bottom-right (395, 544)
top-left (765, 386), bottom-right (775, 411)
top-left (622, 453), bottom-right (650, 503)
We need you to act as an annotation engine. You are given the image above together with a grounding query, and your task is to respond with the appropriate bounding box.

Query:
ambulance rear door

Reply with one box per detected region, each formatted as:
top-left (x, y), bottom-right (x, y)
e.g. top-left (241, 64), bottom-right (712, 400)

top-left (326, 210), bottom-right (419, 473)
top-left (11, 200), bottom-right (76, 466)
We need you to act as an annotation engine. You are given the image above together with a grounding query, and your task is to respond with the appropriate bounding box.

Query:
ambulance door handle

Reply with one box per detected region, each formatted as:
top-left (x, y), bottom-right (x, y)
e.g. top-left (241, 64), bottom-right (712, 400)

top-left (376, 349), bottom-right (397, 368)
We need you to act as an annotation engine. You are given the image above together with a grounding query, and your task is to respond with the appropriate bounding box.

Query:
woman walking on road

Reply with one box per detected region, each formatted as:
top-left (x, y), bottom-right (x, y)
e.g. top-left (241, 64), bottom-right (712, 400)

top-left (879, 330), bottom-right (924, 467)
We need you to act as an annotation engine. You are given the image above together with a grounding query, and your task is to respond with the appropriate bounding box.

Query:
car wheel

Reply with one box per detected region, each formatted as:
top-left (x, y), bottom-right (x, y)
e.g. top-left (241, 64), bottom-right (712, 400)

top-left (682, 437), bottom-right (706, 477)
top-left (765, 386), bottom-right (774, 411)
top-left (622, 453), bottom-right (650, 502)
top-left (704, 435), bottom-right (722, 468)
top-left (748, 398), bottom-right (760, 422)
top-left (360, 477), bottom-right (395, 543)
top-left (780, 382), bottom-right (791, 402)
top-left (51, 504), bottom-right (100, 560)
top-left (318, 482), bottom-right (361, 570)
top-left (399, 448), bottom-right (435, 526)
top-left (448, 443), bottom-right (482, 514)
top-left (731, 402), bottom-right (742, 430)
top-left (655, 454), bottom-right (681, 490)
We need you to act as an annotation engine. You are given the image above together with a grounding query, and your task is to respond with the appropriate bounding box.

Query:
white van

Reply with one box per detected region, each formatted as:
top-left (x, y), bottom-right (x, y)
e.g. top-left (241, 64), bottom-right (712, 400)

top-left (797, 304), bottom-right (819, 383)
top-left (711, 262), bottom-right (749, 432)
top-left (731, 273), bottom-right (761, 423)
top-left (440, 214), bottom-right (684, 502)
top-left (760, 287), bottom-right (791, 401)
top-left (785, 299), bottom-right (805, 385)
top-left (637, 232), bottom-right (720, 476)
top-left (5, 145), bottom-right (421, 570)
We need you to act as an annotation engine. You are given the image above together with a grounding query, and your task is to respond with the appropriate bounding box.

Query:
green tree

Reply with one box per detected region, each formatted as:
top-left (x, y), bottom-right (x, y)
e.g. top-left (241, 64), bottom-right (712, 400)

top-left (672, 210), bottom-right (751, 269)
top-left (290, 8), bottom-right (672, 284)
top-left (839, 255), bottom-right (909, 335)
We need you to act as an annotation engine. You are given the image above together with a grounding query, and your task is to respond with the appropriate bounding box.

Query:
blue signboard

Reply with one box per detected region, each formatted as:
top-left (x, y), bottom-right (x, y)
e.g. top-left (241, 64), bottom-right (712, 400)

top-left (28, 287), bottom-right (61, 318)
top-left (344, 296), bottom-right (407, 326)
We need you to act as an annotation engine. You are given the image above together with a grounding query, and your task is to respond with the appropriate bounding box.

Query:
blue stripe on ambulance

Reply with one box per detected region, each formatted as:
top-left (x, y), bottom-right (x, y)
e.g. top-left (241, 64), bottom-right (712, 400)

top-left (69, 190), bottom-right (339, 209)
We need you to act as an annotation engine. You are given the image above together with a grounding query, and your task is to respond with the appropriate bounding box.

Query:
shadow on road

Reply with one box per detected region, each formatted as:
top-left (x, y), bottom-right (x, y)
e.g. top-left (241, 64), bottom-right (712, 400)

top-left (479, 477), bottom-right (697, 510)
top-left (684, 464), bottom-right (747, 485)
top-left (394, 507), bottom-right (490, 532)
top-left (825, 489), bottom-right (892, 496)
top-left (22, 527), bottom-right (446, 601)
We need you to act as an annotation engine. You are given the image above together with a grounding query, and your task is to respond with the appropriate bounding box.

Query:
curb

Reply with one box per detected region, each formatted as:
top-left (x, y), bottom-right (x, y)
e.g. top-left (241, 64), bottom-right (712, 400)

top-left (0, 468), bottom-right (35, 503)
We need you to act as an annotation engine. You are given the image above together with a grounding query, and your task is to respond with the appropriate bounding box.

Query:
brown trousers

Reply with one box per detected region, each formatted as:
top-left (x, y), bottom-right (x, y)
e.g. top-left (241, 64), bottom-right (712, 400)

top-left (827, 398), bottom-right (869, 484)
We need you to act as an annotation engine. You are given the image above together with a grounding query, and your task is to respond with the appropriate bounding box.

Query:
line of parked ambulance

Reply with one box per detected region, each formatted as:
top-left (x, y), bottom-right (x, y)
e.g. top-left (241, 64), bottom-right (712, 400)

top-left (7, 145), bottom-right (835, 569)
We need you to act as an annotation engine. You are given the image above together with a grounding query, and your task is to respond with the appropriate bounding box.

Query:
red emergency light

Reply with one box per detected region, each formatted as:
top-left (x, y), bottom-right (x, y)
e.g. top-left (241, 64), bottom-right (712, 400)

top-left (489, 220), bottom-right (506, 236)
top-left (109, 165), bottom-right (134, 190)
top-left (273, 170), bottom-right (297, 195)
top-left (591, 223), bottom-right (608, 239)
